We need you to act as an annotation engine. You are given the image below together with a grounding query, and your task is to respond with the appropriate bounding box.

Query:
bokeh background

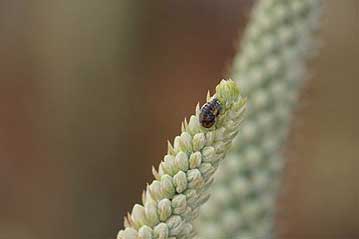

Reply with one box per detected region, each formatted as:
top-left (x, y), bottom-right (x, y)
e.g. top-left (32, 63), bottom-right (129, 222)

top-left (0, 0), bottom-right (358, 238)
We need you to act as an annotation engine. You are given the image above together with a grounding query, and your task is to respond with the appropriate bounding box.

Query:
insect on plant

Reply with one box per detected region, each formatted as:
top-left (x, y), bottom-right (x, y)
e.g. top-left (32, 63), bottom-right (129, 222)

top-left (199, 98), bottom-right (222, 128)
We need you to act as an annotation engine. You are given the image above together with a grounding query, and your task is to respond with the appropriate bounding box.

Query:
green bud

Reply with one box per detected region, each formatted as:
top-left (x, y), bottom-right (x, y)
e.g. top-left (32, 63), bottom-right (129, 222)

top-left (138, 225), bottom-right (153, 239)
top-left (131, 204), bottom-right (146, 228)
top-left (189, 152), bottom-right (202, 169)
top-left (192, 133), bottom-right (206, 151)
top-left (187, 115), bottom-right (201, 135)
top-left (171, 194), bottom-right (187, 215)
top-left (153, 223), bottom-right (169, 239)
top-left (205, 132), bottom-right (215, 146)
top-left (202, 146), bottom-right (216, 163)
top-left (144, 201), bottom-right (159, 227)
top-left (187, 169), bottom-right (205, 190)
top-left (158, 198), bottom-right (172, 221)
top-left (166, 215), bottom-right (184, 236)
top-left (117, 228), bottom-right (138, 239)
top-left (148, 180), bottom-right (162, 201)
top-left (184, 189), bottom-right (199, 208)
top-left (161, 155), bottom-right (177, 176)
top-left (160, 175), bottom-right (175, 199)
top-left (198, 163), bottom-right (216, 181)
top-left (215, 79), bottom-right (240, 107)
top-left (173, 171), bottom-right (187, 193)
top-left (179, 132), bottom-right (192, 152)
top-left (175, 152), bottom-right (189, 172)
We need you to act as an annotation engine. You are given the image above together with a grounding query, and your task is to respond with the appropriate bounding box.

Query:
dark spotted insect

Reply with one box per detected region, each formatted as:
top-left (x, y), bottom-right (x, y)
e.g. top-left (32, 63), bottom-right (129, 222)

top-left (199, 98), bottom-right (222, 128)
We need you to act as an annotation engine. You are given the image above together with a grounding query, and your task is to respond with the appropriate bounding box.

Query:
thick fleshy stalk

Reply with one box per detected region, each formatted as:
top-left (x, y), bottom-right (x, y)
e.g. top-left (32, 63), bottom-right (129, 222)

top-left (117, 80), bottom-right (246, 239)
top-left (197, 0), bottom-right (321, 238)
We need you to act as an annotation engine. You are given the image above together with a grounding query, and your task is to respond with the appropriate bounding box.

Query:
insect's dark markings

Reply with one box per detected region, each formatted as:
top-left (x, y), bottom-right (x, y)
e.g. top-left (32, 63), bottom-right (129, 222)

top-left (199, 98), bottom-right (222, 128)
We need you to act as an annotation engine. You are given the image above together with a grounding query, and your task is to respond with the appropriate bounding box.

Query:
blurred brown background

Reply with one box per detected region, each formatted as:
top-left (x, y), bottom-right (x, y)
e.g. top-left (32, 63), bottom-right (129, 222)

top-left (0, 0), bottom-right (358, 238)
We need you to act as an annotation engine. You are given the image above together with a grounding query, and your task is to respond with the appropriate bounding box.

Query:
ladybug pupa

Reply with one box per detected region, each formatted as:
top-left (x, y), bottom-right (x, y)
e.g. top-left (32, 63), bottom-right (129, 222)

top-left (199, 98), bottom-right (222, 128)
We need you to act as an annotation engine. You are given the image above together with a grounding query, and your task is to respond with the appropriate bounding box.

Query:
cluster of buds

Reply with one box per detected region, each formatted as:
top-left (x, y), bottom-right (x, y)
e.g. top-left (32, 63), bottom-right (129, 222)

top-left (197, 0), bottom-right (321, 238)
top-left (117, 80), bottom-right (246, 239)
